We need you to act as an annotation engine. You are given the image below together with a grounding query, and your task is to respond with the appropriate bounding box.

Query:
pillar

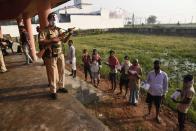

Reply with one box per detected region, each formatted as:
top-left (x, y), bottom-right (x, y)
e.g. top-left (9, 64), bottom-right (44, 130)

top-left (16, 17), bottom-right (23, 42)
top-left (23, 14), bottom-right (37, 61)
top-left (0, 26), bottom-right (2, 38)
top-left (37, 0), bottom-right (52, 30)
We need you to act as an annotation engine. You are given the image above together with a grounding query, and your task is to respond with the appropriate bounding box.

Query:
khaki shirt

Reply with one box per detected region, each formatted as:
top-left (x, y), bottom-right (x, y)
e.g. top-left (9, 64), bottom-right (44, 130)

top-left (39, 26), bottom-right (64, 55)
top-left (177, 86), bottom-right (195, 113)
top-left (0, 49), bottom-right (2, 56)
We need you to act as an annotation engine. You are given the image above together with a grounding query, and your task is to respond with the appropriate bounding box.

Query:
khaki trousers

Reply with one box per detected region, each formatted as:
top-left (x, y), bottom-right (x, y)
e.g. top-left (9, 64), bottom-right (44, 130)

top-left (0, 54), bottom-right (7, 72)
top-left (47, 54), bottom-right (65, 93)
top-left (44, 58), bottom-right (51, 85)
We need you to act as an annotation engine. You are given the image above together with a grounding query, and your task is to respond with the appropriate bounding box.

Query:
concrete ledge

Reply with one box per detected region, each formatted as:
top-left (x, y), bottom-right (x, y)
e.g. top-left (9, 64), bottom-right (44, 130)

top-left (0, 54), bottom-right (109, 131)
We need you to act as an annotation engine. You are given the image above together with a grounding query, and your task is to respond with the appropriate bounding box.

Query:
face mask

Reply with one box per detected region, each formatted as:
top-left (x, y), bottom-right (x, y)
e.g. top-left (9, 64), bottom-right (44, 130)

top-left (49, 20), bottom-right (55, 26)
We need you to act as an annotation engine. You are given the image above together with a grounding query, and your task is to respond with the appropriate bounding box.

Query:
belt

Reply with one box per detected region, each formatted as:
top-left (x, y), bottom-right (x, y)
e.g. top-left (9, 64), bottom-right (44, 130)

top-left (52, 53), bottom-right (63, 57)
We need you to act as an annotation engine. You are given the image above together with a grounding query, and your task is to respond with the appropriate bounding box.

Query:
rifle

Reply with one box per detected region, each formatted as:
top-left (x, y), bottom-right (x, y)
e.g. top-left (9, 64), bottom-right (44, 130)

top-left (37, 27), bottom-right (75, 58)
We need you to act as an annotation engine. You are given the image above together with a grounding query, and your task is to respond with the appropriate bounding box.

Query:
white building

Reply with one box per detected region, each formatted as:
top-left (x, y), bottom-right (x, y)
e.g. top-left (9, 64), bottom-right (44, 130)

top-left (1, 0), bottom-right (124, 37)
top-left (56, 0), bottom-right (124, 30)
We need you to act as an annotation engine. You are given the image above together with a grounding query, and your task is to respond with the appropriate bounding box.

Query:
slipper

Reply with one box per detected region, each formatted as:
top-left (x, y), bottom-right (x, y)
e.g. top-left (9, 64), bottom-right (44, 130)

top-left (156, 116), bottom-right (162, 124)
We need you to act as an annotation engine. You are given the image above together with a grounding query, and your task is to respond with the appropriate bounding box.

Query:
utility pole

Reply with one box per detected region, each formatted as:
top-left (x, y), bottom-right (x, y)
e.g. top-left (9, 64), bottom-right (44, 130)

top-left (132, 13), bottom-right (135, 28)
top-left (145, 18), bottom-right (147, 24)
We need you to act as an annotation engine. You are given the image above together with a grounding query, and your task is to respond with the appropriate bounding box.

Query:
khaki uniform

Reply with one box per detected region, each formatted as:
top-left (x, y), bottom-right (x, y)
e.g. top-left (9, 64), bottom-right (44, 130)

top-left (0, 35), bottom-right (7, 73)
top-left (44, 58), bottom-right (52, 85)
top-left (39, 26), bottom-right (65, 93)
top-left (0, 50), bottom-right (7, 72)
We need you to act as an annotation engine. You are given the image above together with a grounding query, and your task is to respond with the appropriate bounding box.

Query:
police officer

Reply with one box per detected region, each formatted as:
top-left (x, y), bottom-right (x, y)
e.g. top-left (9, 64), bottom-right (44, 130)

top-left (0, 44), bottom-right (7, 73)
top-left (0, 38), bottom-right (8, 73)
top-left (39, 13), bottom-right (73, 99)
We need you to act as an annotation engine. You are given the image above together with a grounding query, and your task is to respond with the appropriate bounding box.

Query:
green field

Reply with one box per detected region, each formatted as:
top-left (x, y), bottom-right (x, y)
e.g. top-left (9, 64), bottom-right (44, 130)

top-left (65, 33), bottom-right (196, 123)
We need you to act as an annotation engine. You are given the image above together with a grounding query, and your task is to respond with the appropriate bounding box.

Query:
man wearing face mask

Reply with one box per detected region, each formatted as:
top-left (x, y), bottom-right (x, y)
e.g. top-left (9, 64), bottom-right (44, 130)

top-left (39, 12), bottom-right (73, 100)
top-left (145, 60), bottom-right (168, 124)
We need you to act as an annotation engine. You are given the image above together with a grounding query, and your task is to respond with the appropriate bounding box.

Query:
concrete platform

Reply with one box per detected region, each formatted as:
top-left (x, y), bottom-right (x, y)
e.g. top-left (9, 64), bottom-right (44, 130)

top-left (0, 54), bottom-right (109, 131)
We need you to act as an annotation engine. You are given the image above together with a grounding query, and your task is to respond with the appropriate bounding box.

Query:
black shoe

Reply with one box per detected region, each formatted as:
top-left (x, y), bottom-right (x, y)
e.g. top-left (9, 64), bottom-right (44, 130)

top-left (50, 93), bottom-right (57, 100)
top-left (69, 69), bottom-right (73, 76)
top-left (0, 70), bottom-right (8, 73)
top-left (57, 88), bottom-right (68, 93)
top-left (73, 70), bottom-right (76, 78)
top-left (133, 103), bottom-right (138, 106)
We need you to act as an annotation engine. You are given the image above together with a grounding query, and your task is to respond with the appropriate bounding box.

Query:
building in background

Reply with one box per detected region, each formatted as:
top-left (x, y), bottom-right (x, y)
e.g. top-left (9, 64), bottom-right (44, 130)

top-left (0, 0), bottom-right (124, 37)
top-left (54, 0), bottom-right (124, 30)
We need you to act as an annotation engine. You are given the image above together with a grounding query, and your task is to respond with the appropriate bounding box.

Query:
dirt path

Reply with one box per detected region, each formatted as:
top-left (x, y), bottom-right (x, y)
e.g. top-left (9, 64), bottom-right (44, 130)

top-left (69, 66), bottom-right (196, 131)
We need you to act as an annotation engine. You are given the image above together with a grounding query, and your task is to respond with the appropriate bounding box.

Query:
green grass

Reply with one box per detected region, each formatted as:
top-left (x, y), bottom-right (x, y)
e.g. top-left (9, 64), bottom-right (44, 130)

top-left (64, 33), bottom-right (196, 123)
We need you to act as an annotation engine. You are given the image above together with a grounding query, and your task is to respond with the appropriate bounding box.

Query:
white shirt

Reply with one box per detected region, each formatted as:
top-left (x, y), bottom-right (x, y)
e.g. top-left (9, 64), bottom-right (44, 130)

top-left (68, 45), bottom-right (75, 60)
top-left (121, 61), bottom-right (131, 74)
top-left (147, 70), bottom-right (168, 96)
top-left (91, 61), bottom-right (99, 73)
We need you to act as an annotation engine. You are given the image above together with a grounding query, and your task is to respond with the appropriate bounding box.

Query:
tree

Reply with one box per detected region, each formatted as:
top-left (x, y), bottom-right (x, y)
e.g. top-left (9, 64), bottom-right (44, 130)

top-left (147, 15), bottom-right (157, 24)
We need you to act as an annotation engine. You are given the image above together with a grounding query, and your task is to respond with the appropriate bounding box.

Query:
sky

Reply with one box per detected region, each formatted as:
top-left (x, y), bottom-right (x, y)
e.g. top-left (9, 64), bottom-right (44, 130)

top-left (90, 0), bottom-right (196, 24)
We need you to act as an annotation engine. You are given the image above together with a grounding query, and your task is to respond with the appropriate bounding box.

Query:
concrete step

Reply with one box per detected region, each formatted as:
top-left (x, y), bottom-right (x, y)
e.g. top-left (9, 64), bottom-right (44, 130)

top-left (64, 70), bottom-right (104, 104)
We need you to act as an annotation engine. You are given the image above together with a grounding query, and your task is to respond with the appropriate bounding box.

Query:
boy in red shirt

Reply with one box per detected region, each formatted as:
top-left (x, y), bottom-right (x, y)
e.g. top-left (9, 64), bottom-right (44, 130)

top-left (82, 49), bottom-right (92, 82)
top-left (107, 50), bottom-right (119, 92)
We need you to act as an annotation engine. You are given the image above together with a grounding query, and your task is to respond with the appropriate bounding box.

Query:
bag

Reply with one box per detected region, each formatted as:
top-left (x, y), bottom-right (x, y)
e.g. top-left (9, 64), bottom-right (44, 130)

top-left (171, 90), bottom-right (181, 101)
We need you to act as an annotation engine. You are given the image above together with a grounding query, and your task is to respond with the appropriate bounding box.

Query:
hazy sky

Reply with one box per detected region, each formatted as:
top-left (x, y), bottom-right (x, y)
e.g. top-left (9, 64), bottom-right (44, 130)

top-left (64, 0), bottom-right (196, 23)
top-left (91, 0), bottom-right (196, 23)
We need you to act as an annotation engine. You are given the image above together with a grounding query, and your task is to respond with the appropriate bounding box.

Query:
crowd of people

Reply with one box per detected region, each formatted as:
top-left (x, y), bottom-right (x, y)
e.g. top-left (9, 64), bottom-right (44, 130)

top-left (80, 47), bottom-right (195, 130)
top-left (0, 12), bottom-right (195, 131)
